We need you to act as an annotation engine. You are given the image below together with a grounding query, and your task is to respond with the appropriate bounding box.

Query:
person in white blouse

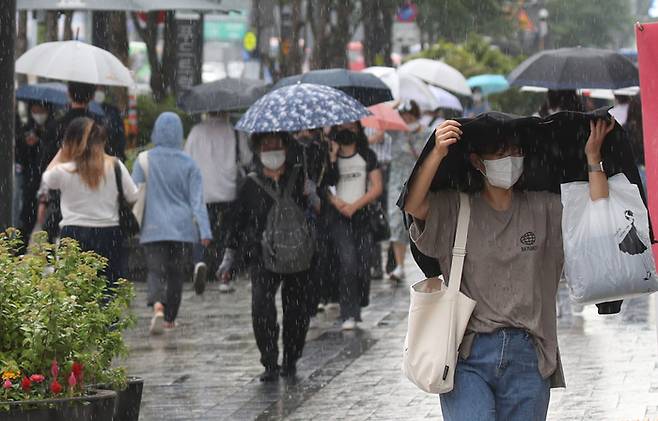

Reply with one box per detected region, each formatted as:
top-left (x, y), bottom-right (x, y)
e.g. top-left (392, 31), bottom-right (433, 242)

top-left (42, 116), bottom-right (139, 293)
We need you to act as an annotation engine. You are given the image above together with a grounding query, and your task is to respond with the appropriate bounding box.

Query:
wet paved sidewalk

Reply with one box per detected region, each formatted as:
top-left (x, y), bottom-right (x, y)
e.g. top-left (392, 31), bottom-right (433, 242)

top-left (122, 256), bottom-right (658, 421)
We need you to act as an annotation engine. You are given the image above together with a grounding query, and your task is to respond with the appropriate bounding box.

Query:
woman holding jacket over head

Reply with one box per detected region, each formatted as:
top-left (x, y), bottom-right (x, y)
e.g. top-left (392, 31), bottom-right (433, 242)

top-left (403, 117), bottom-right (615, 421)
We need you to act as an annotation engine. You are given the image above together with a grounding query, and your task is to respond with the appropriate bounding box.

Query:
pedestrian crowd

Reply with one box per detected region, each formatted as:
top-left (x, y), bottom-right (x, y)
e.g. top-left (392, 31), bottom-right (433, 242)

top-left (12, 81), bottom-right (437, 383)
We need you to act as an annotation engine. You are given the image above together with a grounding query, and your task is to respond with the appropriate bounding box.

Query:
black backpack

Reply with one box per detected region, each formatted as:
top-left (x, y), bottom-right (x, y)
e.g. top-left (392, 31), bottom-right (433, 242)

top-left (248, 165), bottom-right (315, 274)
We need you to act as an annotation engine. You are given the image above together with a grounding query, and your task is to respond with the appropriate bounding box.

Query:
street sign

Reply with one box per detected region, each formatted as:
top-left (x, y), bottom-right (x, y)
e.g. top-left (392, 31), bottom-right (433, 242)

top-left (204, 20), bottom-right (247, 41)
top-left (243, 31), bottom-right (257, 52)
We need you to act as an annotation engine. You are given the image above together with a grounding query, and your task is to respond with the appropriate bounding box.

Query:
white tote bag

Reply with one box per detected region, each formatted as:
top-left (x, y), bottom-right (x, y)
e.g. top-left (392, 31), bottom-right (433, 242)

top-left (561, 173), bottom-right (658, 304)
top-left (402, 193), bottom-right (477, 394)
top-left (131, 151), bottom-right (149, 227)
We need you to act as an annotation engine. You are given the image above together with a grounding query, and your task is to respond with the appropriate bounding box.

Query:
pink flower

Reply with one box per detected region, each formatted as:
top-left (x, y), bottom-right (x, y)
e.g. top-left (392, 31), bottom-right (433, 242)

top-left (20, 377), bottom-right (31, 392)
top-left (51, 360), bottom-right (59, 378)
top-left (50, 380), bottom-right (62, 394)
top-left (29, 374), bottom-right (45, 383)
top-left (67, 372), bottom-right (77, 388)
top-left (2, 380), bottom-right (12, 389)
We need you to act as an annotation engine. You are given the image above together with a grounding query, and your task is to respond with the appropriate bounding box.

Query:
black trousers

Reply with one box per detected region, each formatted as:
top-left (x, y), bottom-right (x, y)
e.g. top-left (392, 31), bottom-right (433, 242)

top-left (60, 225), bottom-right (124, 293)
top-left (202, 201), bottom-right (234, 274)
top-left (307, 210), bottom-right (339, 316)
top-left (17, 182), bottom-right (40, 249)
top-left (144, 242), bottom-right (193, 322)
top-left (251, 264), bottom-right (310, 369)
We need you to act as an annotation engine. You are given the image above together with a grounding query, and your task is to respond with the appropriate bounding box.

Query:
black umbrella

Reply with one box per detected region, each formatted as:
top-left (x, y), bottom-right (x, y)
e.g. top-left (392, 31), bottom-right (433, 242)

top-left (507, 47), bottom-right (639, 90)
top-left (178, 78), bottom-right (269, 114)
top-left (272, 68), bottom-right (393, 106)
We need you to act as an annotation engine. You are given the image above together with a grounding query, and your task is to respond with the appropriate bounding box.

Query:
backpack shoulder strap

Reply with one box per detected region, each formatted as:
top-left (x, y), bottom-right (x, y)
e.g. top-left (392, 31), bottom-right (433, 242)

top-left (247, 172), bottom-right (279, 201)
top-left (284, 164), bottom-right (301, 196)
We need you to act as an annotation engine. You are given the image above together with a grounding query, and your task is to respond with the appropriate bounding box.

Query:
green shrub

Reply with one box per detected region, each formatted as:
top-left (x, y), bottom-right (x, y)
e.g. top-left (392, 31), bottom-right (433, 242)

top-left (0, 230), bottom-right (135, 402)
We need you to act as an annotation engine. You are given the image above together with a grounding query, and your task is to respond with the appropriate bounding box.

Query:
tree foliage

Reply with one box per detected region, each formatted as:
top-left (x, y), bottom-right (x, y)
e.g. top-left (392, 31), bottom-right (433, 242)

top-left (546, 0), bottom-right (633, 49)
top-left (414, 0), bottom-right (513, 44)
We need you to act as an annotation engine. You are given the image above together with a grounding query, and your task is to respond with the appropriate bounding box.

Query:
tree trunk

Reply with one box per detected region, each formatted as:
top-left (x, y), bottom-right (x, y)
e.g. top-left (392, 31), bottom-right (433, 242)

top-left (16, 10), bottom-right (27, 86)
top-left (279, 0), bottom-right (303, 77)
top-left (63, 11), bottom-right (74, 40)
top-left (162, 11), bottom-right (177, 95)
top-left (109, 12), bottom-right (130, 113)
top-left (131, 12), bottom-right (166, 101)
top-left (46, 11), bottom-right (58, 41)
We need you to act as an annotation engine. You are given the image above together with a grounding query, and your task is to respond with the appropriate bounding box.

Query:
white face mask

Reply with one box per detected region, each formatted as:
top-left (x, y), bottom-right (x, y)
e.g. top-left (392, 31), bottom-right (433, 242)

top-left (473, 93), bottom-right (483, 103)
top-left (407, 121), bottom-right (421, 132)
top-left (94, 91), bottom-right (106, 104)
top-left (419, 115), bottom-right (434, 128)
top-left (260, 150), bottom-right (286, 170)
top-left (481, 156), bottom-right (524, 190)
top-left (31, 112), bottom-right (48, 126)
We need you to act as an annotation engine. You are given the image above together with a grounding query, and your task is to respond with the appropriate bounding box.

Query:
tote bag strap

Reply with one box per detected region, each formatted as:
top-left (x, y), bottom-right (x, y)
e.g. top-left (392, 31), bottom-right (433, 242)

top-left (447, 193), bottom-right (471, 294)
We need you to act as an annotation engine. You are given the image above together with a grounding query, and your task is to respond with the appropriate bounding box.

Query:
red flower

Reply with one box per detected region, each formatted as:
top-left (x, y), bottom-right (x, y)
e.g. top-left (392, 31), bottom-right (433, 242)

top-left (50, 380), bottom-right (62, 394)
top-left (67, 372), bottom-right (77, 389)
top-left (29, 374), bottom-right (45, 383)
top-left (20, 377), bottom-right (31, 392)
top-left (2, 380), bottom-right (11, 389)
top-left (51, 360), bottom-right (59, 378)
top-left (71, 362), bottom-right (83, 382)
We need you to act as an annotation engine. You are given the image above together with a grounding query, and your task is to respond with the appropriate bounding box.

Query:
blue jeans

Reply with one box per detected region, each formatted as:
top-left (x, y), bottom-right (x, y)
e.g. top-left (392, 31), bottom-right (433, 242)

top-left (440, 329), bottom-right (550, 421)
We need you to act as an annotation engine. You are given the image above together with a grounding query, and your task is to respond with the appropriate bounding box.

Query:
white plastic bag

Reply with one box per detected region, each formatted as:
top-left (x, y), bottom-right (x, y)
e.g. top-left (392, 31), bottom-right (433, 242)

top-left (561, 174), bottom-right (658, 304)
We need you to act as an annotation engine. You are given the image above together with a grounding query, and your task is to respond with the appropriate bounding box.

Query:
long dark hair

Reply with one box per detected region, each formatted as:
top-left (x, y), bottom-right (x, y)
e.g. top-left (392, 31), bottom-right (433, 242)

top-left (62, 117), bottom-right (108, 189)
top-left (625, 95), bottom-right (644, 166)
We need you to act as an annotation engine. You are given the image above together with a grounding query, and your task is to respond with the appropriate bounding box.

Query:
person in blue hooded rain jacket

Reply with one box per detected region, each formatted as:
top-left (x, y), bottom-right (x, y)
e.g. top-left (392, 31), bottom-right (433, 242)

top-left (132, 112), bottom-right (212, 334)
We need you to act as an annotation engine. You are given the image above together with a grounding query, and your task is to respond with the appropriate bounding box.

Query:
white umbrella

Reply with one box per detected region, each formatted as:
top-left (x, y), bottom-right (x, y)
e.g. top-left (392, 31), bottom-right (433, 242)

top-left (362, 66), bottom-right (399, 98)
top-left (16, 40), bottom-right (134, 87)
top-left (398, 73), bottom-right (438, 112)
top-left (398, 58), bottom-right (471, 96)
top-left (427, 85), bottom-right (463, 111)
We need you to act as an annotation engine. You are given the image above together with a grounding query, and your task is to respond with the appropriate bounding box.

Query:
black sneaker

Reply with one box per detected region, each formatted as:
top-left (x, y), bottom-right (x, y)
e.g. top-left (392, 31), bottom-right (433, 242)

top-left (259, 366), bottom-right (280, 382)
top-left (193, 262), bottom-right (207, 295)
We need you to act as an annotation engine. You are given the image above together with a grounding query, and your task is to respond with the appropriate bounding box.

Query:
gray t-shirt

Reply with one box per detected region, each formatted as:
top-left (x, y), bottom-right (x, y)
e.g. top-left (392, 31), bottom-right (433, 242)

top-left (410, 190), bottom-right (566, 387)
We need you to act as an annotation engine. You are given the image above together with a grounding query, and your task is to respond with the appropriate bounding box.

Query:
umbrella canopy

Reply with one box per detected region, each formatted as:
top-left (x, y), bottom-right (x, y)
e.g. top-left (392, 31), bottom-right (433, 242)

top-left (16, 82), bottom-right (105, 115)
top-left (16, 0), bottom-right (231, 11)
top-left (178, 78), bottom-right (269, 114)
top-left (427, 85), bottom-right (463, 111)
top-left (467, 74), bottom-right (509, 96)
top-left (398, 58), bottom-right (471, 96)
top-left (361, 103), bottom-right (409, 132)
top-left (398, 73), bottom-right (439, 111)
top-left (272, 68), bottom-right (393, 106)
top-left (235, 83), bottom-right (370, 133)
top-left (16, 41), bottom-right (134, 87)
top-left (362, 66), bottom-right (399, 98)
top-left (507, 47), bottom-right (639, 90)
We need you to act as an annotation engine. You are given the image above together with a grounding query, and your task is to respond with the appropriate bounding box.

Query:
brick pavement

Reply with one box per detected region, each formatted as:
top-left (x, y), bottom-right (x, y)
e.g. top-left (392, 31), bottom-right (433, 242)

top-left (122, 255), bottom-right (658, 421)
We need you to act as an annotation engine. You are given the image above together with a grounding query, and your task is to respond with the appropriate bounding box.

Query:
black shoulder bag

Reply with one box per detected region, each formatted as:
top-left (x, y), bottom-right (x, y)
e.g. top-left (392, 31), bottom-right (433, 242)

top-left (114, 161), bottom-right (140, 237)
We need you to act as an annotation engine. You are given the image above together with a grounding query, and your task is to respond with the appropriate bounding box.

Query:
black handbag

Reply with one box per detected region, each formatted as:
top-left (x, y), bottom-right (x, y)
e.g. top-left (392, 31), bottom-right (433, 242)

top-left (367, 202), bottom-right (391, 243)
top-left (114, 161), bottom-right (140, 237)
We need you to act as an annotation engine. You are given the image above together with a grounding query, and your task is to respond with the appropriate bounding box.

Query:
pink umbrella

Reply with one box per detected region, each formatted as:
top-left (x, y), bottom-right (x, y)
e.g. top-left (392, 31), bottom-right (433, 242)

top-left (361, 103), bottom-right (409, 132)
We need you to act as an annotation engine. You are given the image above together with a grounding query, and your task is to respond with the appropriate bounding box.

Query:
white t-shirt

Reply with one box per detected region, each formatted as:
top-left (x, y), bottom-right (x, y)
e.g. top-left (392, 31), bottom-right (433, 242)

top-left (336, 149), bottom-right (378, 204)
top-left (184, 116), bottom-right (252, 203)
top-left (42, 160), bottom-right (139, 228)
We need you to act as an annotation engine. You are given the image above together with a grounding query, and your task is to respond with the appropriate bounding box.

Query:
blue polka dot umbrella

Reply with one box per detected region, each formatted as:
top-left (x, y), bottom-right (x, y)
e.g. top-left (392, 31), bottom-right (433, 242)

top-left (235, 83), bottom-right (371, 133)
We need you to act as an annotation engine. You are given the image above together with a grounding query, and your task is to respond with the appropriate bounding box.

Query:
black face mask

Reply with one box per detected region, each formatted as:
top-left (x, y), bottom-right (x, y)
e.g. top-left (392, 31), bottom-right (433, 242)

top-left (333, 129), bottom-right (358, 145)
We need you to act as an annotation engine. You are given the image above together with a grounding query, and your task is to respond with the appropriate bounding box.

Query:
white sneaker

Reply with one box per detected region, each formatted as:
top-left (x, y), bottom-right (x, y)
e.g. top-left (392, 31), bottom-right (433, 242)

top-left (149, 312), bottom-right (164, 335)
top-left (193, 262), bottom-right (207, 295)
top-left (324, 302), bottom-right (339, 310)
top-left (341, 318), bottom-right (357, 330)
top-left (219, 281), bottom-right (235, 293)
top-left (389, 266), bottom-right (406, 282)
